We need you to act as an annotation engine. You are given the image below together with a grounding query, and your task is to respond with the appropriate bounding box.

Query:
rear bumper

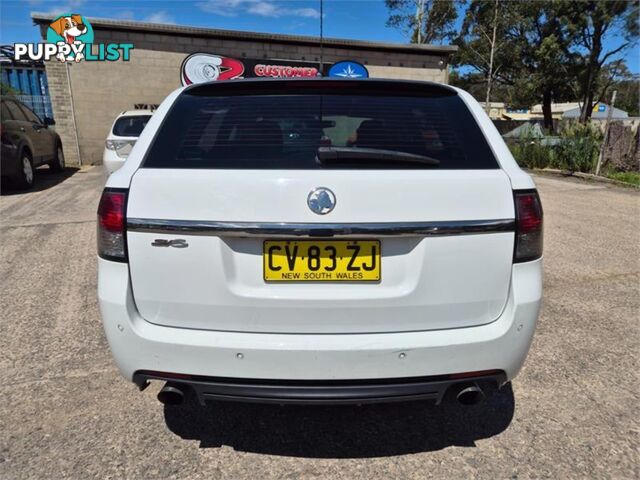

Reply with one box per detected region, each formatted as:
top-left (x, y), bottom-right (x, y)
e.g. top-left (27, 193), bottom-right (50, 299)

top-left (98, 258), bottom-right (541, 384)
top-left (134, 370), bottom-right (506, 405)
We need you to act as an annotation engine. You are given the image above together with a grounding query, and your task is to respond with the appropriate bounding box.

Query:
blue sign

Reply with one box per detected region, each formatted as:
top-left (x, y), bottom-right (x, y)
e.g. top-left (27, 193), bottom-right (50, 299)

top-left (328, 61), bottom-right (369, 79)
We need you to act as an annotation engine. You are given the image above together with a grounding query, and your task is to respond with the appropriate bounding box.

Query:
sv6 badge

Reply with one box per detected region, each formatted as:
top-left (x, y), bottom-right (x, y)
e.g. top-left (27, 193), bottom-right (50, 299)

top-left (151, 239), bottom-right (189, 248)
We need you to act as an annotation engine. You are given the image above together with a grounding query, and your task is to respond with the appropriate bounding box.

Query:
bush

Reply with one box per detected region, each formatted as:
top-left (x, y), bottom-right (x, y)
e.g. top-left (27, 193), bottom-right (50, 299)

top-left (509, 140), bottom-right (555, 169)
top-left (507, 122), bottom-right (602, 173)
top-left (553, 123), bottom-right (603, 173)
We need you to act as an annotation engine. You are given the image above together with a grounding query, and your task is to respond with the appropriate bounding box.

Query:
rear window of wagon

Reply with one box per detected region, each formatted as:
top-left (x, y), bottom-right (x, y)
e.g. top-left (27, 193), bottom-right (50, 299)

top-left (113, 115), bottom-right (151, 137)
top-left (143, 83), bottom-right (498, 170)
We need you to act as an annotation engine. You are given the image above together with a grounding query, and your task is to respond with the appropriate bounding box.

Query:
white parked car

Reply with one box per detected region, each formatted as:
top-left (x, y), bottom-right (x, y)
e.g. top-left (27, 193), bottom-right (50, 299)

top-left (98, 79), bottom-right (543, 407)
top-left (103, 110), bottom-right (153, 174)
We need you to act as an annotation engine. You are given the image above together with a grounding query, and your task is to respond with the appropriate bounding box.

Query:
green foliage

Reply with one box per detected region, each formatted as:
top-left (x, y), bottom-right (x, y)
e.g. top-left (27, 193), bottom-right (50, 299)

top-left (385, 0), bottom-right (464, 44)
top-left (554, 123), bottom-right (603, 172)
top-left (0, 81), bottom-right (20, 96)
top-left (509, 122), bottom-right (603, 173)
top-left (564, 0), bottom-right (639, 121)
top-left (604, 170), bottom-right (640, 186)
top-left (454, 1), bottom-right (579, 130)
top-left (606, 63), bottom-right (640, 116)
top-left (615, 80), bottom-right (639, 117)
top-left (508, 124), bottom-right (556, 169)
top-left (509, 141), bottom-right (555, 170)
top-left (453, 0), bottom-right (521, 80)
top-left (448, 0), bottom-right (638, 125)
top-left (449, 70), bottom-right (528, 109)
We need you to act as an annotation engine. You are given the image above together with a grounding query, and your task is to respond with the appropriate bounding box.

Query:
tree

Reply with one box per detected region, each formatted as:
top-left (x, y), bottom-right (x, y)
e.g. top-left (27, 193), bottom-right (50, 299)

top-left (449, 69), bottom-right (516, 106)
top-left (514, 1), bottom-right (578, 131)
top-left (454, 1), bottom-right (525, 107)
top-left (480, 0), bottom-right (500, 113)
top-left (617, 81), bottom-right (640, 116)
top-left (590, 62), bottom-right (639, 116)
top-left (566, 1), bottom-right (639, 122)
top-left (385, 0), bottom-right (464, 44)
top-left (455, 1), bottom-right (577, 131)
top-left (592, 59), bottom-right (634, 110)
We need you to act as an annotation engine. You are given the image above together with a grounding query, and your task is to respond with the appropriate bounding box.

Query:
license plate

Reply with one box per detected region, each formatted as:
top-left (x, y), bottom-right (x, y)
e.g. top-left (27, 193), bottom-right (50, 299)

top-left (263, 240), bottom-right (381, 282)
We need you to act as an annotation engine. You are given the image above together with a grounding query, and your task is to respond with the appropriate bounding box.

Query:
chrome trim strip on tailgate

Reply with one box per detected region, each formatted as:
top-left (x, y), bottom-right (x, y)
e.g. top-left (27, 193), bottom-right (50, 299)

top-left (127, 218), bottom-right (515, 238)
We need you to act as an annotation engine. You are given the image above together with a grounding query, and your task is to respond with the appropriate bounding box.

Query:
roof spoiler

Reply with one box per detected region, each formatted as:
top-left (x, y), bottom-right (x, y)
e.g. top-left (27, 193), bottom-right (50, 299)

top-left (183, 78), bottom-right (457, 98)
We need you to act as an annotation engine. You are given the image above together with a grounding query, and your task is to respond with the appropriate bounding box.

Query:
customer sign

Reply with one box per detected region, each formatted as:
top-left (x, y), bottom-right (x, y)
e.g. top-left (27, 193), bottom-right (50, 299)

top-left (180, 52), bottom-right (368, 85)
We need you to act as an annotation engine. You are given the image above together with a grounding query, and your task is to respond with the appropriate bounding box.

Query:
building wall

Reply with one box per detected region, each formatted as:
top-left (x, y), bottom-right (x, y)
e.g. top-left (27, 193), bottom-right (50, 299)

top-left (68, 49), bottom-right (183, 165)
top-left (366, 65), bottom-right (444, 82)
top-left (41, 26), bottom-right (450, 166)
top-left (43, 61), bottom-right (80, 165)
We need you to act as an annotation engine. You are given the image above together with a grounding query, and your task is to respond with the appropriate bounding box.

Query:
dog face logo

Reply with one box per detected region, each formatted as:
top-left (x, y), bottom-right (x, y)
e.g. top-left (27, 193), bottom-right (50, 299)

top-left (49, 15), bottom-right (87, 44)
top-left (15, 14), bottom-right (131, 64)
top-left (46, 13), bottom-right (93, 63)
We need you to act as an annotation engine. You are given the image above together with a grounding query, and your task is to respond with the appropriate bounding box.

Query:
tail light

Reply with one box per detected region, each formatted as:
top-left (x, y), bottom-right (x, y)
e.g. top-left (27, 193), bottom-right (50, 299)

top-left (97, 188), bottom-right (128, 262)
top-left (105, 139), bottom-right (136, 158)
top-left (514, 190), bottom-right (543, 262)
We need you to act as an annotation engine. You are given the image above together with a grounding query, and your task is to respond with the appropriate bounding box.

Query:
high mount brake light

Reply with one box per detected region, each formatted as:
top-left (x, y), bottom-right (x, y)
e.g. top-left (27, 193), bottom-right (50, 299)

top-left (513, 190), bottom-right (543, 263)
top-left (97, 188), bottom-right (128, 262)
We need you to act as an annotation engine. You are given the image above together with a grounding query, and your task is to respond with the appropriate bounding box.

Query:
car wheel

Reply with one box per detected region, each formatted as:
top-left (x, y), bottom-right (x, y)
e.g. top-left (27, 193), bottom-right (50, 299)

top-left (14, 151), bottom-right (35, 189)
top-left (49, 145), bottom-right (65, 172)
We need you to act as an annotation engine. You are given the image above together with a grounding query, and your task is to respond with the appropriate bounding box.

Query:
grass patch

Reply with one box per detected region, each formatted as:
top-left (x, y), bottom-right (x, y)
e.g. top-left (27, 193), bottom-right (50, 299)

top-left (603, 171), bottom-right (640, 186)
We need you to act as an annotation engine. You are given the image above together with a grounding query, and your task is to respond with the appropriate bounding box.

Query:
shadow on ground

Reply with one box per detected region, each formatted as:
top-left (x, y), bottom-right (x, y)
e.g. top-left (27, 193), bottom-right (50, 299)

top-left (1, 167), bottom-right (79, 195)
top-left (164, 384), bottom-right (514, 458)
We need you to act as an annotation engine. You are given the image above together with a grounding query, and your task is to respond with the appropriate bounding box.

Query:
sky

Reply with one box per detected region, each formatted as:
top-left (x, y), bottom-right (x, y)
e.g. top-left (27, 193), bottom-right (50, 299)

top-left (1, 0), bottom-right (638, 73)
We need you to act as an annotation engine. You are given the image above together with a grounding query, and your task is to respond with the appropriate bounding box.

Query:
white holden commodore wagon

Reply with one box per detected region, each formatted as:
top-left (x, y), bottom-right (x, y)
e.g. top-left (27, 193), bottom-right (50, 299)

top-left (97, 79), bottom-right (543, 407)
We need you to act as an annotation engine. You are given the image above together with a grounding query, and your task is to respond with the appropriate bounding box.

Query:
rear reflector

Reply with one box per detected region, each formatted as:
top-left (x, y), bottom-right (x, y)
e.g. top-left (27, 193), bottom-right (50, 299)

top-left (514, 190), bottom-right (543, 262)
top-left (97, 188), bottom-right (128, 262)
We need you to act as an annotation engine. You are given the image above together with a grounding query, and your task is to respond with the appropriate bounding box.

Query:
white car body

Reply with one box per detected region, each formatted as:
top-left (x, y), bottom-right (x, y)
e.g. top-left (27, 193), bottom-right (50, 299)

top-left (98, 79), bottom-right (543, 406)
top-left (102, 110), bottom-right (153, 174)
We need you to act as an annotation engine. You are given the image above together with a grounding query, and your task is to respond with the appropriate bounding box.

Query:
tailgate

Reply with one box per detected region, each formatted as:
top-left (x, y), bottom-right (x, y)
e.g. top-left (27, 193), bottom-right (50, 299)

top-left (126, 168), bottom-right (515, 334)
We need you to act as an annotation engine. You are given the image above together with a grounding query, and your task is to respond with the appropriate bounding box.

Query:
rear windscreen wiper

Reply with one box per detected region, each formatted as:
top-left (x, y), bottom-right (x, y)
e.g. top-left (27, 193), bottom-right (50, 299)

top-left (316, 147), bottom-right (440, 166)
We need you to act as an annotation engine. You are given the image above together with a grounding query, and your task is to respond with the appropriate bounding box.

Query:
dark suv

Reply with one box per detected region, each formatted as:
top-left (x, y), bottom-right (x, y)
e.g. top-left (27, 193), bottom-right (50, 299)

top-left (1, 96), bottom-right (64, 189)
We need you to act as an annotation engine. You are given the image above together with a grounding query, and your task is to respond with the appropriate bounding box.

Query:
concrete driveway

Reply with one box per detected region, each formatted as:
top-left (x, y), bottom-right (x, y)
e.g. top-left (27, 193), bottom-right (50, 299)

top-left (1, 167), bottom-right (638, 479)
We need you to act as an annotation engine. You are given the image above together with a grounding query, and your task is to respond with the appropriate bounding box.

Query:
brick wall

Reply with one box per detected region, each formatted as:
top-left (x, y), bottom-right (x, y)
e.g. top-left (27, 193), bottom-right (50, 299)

top-left (41, 25), bottom-right (450, 166)
top-left (66, 49), bottom-right (184, 165)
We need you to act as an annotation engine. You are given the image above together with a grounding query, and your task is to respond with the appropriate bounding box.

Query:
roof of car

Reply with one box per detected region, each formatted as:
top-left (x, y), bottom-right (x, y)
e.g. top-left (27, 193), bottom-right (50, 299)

top-left (183, 77), bottom-right (457, 96)
top-left (117, 110), bottom-right (154, 117)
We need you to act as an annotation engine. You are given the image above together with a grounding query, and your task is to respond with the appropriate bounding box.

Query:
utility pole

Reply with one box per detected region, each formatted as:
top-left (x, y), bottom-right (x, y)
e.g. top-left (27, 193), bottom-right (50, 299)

top-left (595, 90), bottom-right (617, 176)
